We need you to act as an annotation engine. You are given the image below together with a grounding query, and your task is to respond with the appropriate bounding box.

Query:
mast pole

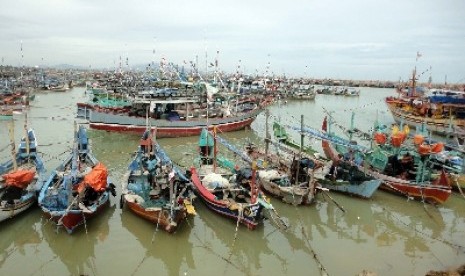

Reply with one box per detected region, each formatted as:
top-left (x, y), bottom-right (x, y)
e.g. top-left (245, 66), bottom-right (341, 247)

top-left (24, 112), bottom-right (30, 156)
top-left (213, 126), bottom-right (217, 172)
top-left (265, 108), bottom-right (270, 158)
top-left (8, 121), bottom-right (17, 171)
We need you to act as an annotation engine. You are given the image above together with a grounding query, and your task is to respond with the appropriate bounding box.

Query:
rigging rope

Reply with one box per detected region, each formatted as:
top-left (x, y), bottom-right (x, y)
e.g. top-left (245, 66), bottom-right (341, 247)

top-left (381, 206), bottom-right (465, 254)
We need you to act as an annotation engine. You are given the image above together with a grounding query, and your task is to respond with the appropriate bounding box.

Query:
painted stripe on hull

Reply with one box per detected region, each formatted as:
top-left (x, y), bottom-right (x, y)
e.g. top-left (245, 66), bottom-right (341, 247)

top-left (385, 101), bottom-right (465, 135)
top-left (89, 117), bottom-right (256, 137)
top-left (0, 199), bottom-right (35, 222)
top-left (43, 198), bottom-right (110, 234)
top-left (190, 168), bottom-right (260, 229)
top-left (380, 181), bottom-right (451, 204)
top-left (322, 135), bottom-right (450, 204)
top-left (125, 201), bottom-right (186, 233)
top-left (196, 192), bottom-right (259, 230)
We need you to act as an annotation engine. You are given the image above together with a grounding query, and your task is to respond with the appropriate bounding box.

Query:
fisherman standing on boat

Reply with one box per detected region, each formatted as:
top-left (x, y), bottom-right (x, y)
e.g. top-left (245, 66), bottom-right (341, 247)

top-left (146, 153), bottom-right (158, 185)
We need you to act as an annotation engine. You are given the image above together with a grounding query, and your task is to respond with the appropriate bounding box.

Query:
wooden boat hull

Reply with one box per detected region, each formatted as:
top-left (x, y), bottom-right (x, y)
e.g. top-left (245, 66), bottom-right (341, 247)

top-left (377, 176), bottom-right (451, 204)
top-left (0, 197), bottom-right (35, 222)
top-left (385, 98), bottom-right (465, 135)
top-left (124, 199), bottom-right (186, 233)
top-left (322, 132), bottom-right (451, 204)
top-left (38, 125), bottom-right (114, 233)
top-left (0, 129), bottom-right (46, 222)
top-left (288, 94), bottom-right (316, 100)
top-left (190, 167), bottom-right (262, 230)
top-left (43, 195), bottom-right (110, 234)
top-left (83, 107), bottom-right (261, 137)
top-left (451, 174), bottom-right (465, 192)
top-left (317, 178), bottom-right (381, 199)
top-left (259, 179), bottom-right (314, 205)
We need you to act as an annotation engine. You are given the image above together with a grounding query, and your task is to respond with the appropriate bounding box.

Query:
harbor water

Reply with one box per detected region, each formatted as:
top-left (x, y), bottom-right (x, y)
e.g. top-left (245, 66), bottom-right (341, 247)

top-left (0, 87), bottom-right (464, 275)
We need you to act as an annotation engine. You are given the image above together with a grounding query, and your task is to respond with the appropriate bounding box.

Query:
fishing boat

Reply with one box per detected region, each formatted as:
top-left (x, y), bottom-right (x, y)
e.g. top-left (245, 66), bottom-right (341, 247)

top-left (385, 68), bottom-right (465, 136)
top-left (120, 127), bottom-right (196, 233)
top-left (189, 128), bottom-right (276, 230)
top-left (288, 84), bottom-right (316, 100)
top-left (0, 123), bottom-right (46, 222)
top-left (77, 87), bottom-right (264, 138)
top-left (38, 124), bottom-right (116, 233)
top-left (321, 116), bottom-right (452, 204)
top-left (252, 146), bottom-right (318, 205)
top-left (0, 108), bottom-right (13, 120)
top-left (273, 119), bottom-right (381, 199)
top-left (240, 112), bottom-right (318, 205)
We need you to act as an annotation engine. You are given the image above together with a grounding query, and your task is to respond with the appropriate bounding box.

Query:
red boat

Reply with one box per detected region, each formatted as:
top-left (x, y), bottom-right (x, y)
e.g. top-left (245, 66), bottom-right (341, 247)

top-left (77, 93), bottom-right (265, 137)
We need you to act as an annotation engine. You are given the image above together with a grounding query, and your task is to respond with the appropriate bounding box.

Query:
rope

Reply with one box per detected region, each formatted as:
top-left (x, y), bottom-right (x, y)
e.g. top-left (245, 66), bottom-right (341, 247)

top-left (223, 205), bottom-right (244, 275)
top-left (381, 206), bottom-right (465, 253)
top-left (151, 211), bottom-right (161, 244)
top-left (285, 189), bottom-right (331, 276)
top-left (0, 144), bottom-right (9, 153)
top-left (184, 216), bottom-right (247, 274)
top-left (82, 211), bottom-right (88, 235)
top-left (451, 175), bottom-right (465, 200)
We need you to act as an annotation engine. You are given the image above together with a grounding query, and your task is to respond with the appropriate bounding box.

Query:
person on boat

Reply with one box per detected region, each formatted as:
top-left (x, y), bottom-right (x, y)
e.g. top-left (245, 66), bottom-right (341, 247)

top-left (400, 152), bottom-right (414, 176)
top-left (343, 149), bottom-right (355, 163)
top-left (146, 153), bottom-right (158, 184)
top-left (327, 154), bottom-right (343, 181)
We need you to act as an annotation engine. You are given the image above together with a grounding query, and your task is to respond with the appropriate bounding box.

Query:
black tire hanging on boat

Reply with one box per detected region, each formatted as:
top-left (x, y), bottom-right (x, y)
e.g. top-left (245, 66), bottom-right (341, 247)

top-left (119, 194), bottom-right (124, 209)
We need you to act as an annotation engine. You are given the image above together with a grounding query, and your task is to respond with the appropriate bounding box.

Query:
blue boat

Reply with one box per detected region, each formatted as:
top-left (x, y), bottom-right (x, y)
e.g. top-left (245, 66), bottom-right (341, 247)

top-left (273, 121), bottom-right (382, 199)
top-left (38, 125), bottom-right (116, 234)
top-left (120, 127), bottom-right (196, 233)
top-left (0, 127), bottom-right (46, 222)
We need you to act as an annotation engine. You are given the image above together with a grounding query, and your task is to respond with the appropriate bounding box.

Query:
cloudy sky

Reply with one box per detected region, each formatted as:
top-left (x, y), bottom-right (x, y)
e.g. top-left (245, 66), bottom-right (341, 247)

top-left (1, 0), bottom-right (464, 82)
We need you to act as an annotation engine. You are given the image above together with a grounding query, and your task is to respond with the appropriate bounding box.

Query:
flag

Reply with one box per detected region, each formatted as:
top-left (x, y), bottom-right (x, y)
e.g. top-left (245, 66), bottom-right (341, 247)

top-left (416, 51), bottom-right (422, 61)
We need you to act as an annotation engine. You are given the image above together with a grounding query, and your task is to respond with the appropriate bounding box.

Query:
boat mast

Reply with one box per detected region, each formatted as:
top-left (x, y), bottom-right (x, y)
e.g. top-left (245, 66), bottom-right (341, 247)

top-left (8, 121), bottom-right (17, 171)
top-left (294, 115), bottom-right (304, 187)
top-left (265, 108), bottom-right (270, 157)
top-left (213, 127), bottom-right (217, 172)
top-left (250, 161), bottom-right (257, 204)
top-left (24, 112), bottom-right (30, 156)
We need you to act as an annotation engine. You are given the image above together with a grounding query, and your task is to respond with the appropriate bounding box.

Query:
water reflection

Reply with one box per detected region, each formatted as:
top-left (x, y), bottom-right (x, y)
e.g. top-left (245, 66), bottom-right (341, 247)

top-left (120, 209), bottom-right (195, 276)
top-left (40, 205), bottom-right (115, 275)
top-left (0, 209), bottom-right (41, 267)
top-left (193, 202), bottom-right (281, 274)
top-left (371, 195), bottom-right (450, 257)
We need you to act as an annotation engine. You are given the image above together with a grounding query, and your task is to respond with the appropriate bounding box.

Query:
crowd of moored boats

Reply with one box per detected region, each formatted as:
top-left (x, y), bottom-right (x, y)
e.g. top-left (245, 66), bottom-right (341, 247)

top-left (1, 65), bottom-right (465, 236)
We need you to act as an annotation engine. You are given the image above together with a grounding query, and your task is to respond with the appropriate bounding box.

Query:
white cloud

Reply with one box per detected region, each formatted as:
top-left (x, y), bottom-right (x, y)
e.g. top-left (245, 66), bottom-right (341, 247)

top-left (0, 0), bottom-right (464, 81)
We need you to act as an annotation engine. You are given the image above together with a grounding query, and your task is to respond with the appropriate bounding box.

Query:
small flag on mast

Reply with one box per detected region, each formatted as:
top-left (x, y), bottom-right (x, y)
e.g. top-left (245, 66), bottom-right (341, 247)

top-left (416, 51), bottom-right (422, 61)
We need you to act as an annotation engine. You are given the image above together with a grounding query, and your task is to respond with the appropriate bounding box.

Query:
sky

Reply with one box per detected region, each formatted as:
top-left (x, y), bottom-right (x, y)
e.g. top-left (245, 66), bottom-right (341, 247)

top-left (1, 0), bottom-right (464, 82)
